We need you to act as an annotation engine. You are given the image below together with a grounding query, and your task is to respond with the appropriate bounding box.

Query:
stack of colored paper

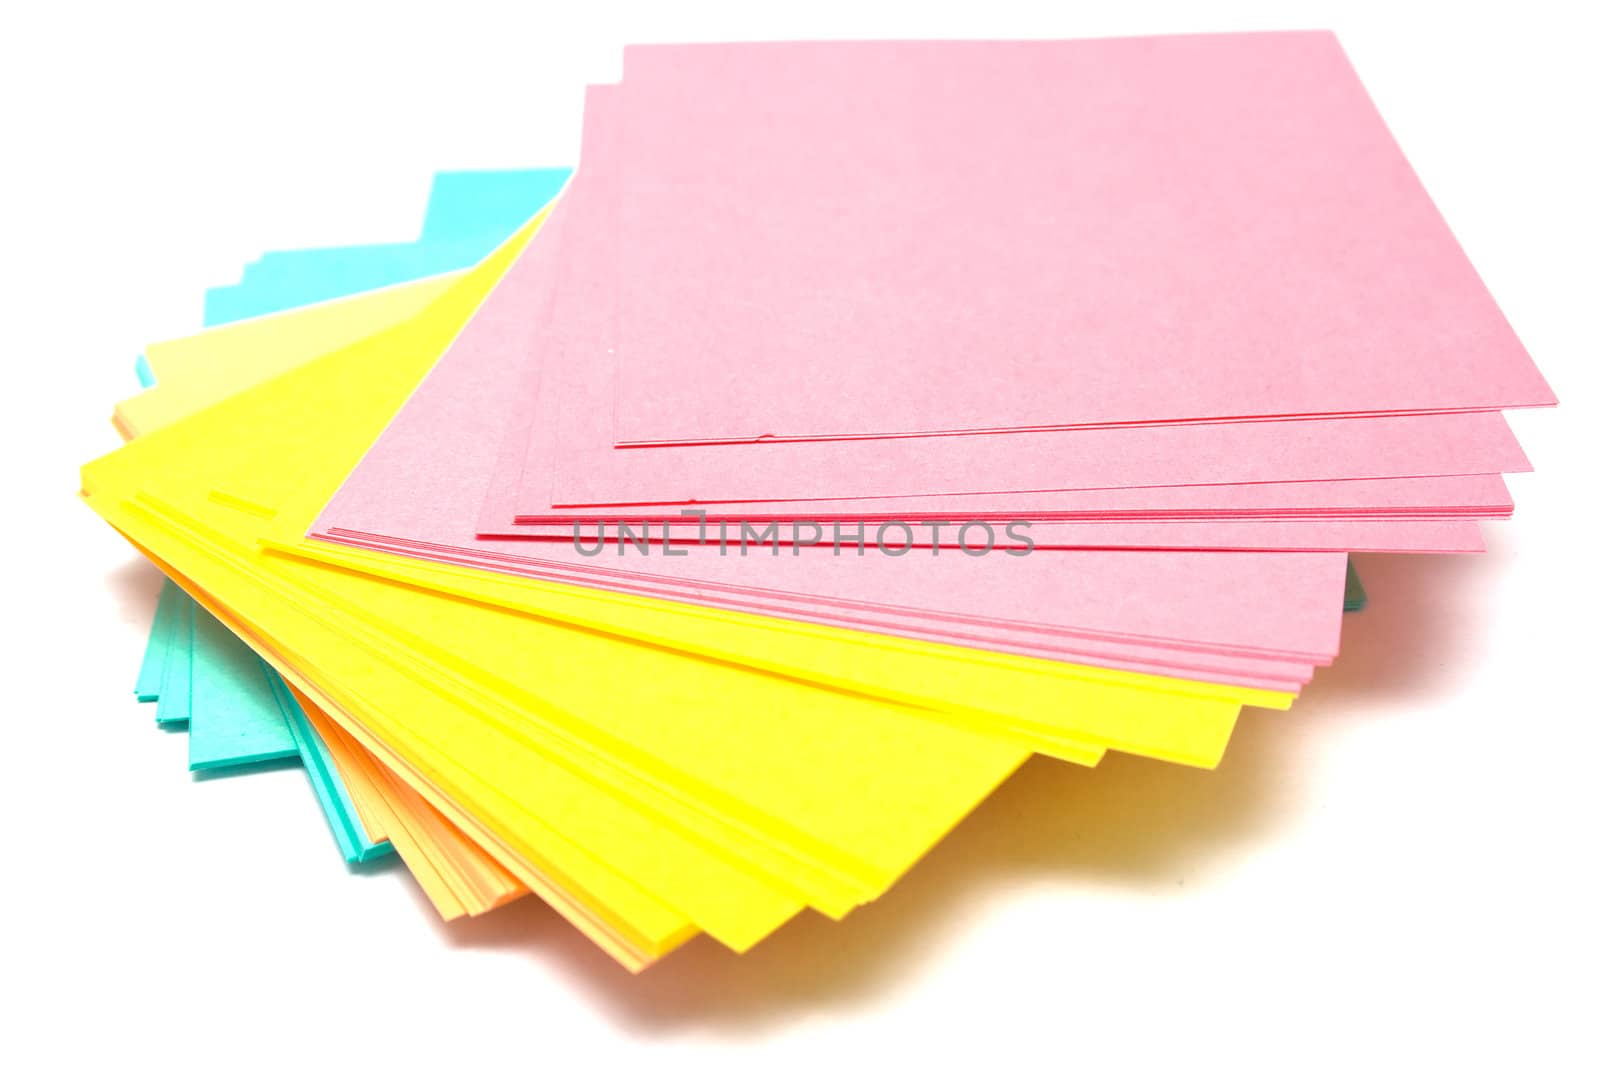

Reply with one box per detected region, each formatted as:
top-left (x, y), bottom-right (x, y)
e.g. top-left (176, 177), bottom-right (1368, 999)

top-left (82, 32), bottom-right (1553, 972)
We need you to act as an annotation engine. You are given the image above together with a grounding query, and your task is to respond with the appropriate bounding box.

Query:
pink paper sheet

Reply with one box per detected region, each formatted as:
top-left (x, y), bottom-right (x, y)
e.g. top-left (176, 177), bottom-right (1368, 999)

top-left (491, 473), bottom-right (1513, 526)
top-left (480, 250), bottom-right (1503, 552)
top-left (606, 34), bottom-right (1554, 445)
top-left (487, 519), bottom-right (1486, 553)
top-left (313, 88), bottom-right (1348, 691)
top-left (496, 83), bottom-right (1532, 515)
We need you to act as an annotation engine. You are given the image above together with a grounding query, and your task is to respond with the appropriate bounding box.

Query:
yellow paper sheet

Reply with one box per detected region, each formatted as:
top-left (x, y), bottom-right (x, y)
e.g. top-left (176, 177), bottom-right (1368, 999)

top-left (84, 211), bottom-right (1282, 968)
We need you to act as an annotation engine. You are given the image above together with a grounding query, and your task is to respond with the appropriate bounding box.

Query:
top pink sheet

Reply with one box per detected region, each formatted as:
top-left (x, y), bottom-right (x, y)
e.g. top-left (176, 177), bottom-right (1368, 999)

top-left (609, 33), bottom-right (1554, 445)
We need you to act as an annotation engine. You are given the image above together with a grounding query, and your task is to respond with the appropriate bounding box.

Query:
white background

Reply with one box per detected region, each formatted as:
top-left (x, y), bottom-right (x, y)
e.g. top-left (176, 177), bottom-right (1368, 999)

top-left (4, 1), bottom-right (1598, 1062)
